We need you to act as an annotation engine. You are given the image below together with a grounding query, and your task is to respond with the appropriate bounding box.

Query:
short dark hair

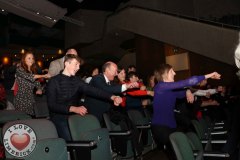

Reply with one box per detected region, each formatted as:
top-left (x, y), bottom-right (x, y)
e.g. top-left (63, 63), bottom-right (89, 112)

top-left (127, 71), bottom-right (139, 81)
top-left (64, 54), bottom-right (82, 63)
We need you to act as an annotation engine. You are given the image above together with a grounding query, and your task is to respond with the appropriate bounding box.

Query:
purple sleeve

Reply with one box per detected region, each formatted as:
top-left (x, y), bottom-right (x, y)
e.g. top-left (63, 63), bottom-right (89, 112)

top-left (175, 90), bottom-right (187, 99)
top-left (155, 76), bottom-right (205, 92)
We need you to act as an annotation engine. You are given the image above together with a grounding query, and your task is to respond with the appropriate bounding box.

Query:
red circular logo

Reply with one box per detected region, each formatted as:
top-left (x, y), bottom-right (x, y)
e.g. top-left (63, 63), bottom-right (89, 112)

top-left (3, 124), bottom-right (37, 158)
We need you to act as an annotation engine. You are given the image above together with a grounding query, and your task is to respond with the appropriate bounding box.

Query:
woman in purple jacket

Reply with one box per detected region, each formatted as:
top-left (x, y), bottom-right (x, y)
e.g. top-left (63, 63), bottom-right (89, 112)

top-left (151, 63), bottom-right (221, 150)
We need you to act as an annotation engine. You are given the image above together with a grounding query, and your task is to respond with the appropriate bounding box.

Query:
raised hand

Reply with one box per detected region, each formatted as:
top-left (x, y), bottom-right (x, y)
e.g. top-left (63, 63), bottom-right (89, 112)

top-left (205, 72), bottom-right (221, 79)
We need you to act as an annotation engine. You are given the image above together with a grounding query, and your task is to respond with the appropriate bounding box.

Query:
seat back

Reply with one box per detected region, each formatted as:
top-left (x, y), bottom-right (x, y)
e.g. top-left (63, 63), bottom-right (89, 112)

top-left (191, 120), bottom-right (206, 140)
top-left (186, 132), bottom-right (204, 151)
top-left (170, 132), bottom-right (196, 160)
top-left (68, 114), bottom-right (111, 160)
top-left (102, 113), bottom-right (134, 158)
top-left (0, 110), bottom-right (32, 124)
top-left (0, 110), bottom-right (32, 144)
top-left (127, 109), bottom-right (149, 126)
top-left (127, 109), bottom-right (156, 153)
top-left (103, 113), bottom-right (121, 131)
top-left (2, 119), bottom-right (68, 160)
top-left (143, 108), bottom-right (152, 122)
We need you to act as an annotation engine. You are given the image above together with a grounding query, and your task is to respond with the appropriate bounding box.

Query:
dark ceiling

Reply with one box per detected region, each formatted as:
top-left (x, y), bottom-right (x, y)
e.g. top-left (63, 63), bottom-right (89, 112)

top-left (0, 0), bottom-right (129, 49)
top-left (1, 0), bottom-right (239, 63)
top-left (49, 0), bottom-right (129, 15)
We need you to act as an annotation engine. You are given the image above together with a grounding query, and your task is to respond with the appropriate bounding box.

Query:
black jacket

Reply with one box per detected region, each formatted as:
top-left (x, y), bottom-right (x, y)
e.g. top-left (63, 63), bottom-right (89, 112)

top-left (85, 74), bottom-right (122, 121)
top-left (47, 73), bottom-right (112, 115)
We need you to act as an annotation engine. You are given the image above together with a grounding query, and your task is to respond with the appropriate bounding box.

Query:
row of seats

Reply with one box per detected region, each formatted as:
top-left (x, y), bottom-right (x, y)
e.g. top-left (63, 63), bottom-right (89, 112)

top-left (170, 116), bottom-right (231, 160)
top-left (170, 131), bottom-right (230, 160)
top-left (0, 109), bottom-right (156, 160)
top-left (103, 109), bottom-right (156, 159)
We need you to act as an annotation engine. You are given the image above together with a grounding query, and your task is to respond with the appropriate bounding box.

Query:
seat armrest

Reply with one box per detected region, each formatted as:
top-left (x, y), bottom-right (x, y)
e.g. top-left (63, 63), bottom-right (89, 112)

top-left (109, 130), bottom-right (131, 136)
top-left (67, 140), bottom-right (97, 160)
top-left (214, 122), bottom-right (224, 125)
top-left (210, 131), bottom-right (227, 135)
top-left (210, 140), bottom-right (227, 144)
top-left (193, 151), bottom-right (229, 158)
top-left (67, 140), bottom-right (97, 147)
top-left (201, 140), bottom-right (226, 144)
top-left (136, 124), bottom-right (151, 129)
top-left (213, 126), bottom-right (224, 129)
top-left (203, 151), bottom-right (230, 157)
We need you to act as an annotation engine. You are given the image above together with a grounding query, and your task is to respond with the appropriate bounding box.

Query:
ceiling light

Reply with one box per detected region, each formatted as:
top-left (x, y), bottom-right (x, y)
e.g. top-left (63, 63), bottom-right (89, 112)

top-left (44, 16), bottom-right (52, 20)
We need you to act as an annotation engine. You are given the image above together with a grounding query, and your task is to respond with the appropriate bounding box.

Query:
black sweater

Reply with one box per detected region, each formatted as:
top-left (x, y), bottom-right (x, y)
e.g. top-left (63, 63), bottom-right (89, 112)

top-left (46, 73), bottom-right (112, 115)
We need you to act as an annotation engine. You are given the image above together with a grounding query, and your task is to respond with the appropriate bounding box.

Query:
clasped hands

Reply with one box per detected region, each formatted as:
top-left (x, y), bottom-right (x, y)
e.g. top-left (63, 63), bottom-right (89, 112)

top-left (70, 96), bottom-right (123, 116)
top-left (111, 96), bottom-right (123, 106)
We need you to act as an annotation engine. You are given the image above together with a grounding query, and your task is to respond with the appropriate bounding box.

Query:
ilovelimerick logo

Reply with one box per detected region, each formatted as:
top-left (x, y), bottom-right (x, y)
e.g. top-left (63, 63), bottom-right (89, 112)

top-left (3, 123), bottom-right (37, 158)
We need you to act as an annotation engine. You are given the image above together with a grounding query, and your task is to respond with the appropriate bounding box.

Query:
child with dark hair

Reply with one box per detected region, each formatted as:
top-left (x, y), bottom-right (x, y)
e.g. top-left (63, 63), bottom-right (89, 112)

top-left (125, 72), bottom-right (154, 111)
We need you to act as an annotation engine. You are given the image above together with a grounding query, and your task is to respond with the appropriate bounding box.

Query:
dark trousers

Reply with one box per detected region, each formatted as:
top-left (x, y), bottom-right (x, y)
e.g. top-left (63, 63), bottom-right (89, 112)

top-left (151, 124), bottom-right (176, 149)
top-left (50, 114), bottom-right (72, 141)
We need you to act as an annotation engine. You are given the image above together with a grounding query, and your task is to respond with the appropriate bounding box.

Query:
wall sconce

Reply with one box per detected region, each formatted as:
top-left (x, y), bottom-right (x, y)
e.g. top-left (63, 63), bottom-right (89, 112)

top-left (3, 57), bottom-right (9, 65)
top-left (21, 49), bottom-right (25, 54)
top-left (58, 49), bottom-right (63, 54)
top-left (37, 60), bottom-right (43, 68)
top-left (173, 47), bottom-right (179, 53)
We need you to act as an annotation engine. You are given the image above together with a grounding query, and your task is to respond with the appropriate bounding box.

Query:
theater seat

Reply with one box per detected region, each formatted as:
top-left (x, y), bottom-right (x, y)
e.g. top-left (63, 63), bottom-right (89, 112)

top-left (0, 110), bottom-right (32, 125)
top-left (170, 132), bottom-right (203, 160)
top-left (68, 114), bottom-right (111, 160)
top-left (127, 109), bottom-right (156, 154)
top-left (2, 119), bottom-right (68, 160)
top-left (186, 132), bottom-right (229, 159)
top-left (191, 119), bottom-right (227, 147)
top-left (102, 112), bottom-right (138, 159)
top-left (0, 110), bottom-right (32, 144)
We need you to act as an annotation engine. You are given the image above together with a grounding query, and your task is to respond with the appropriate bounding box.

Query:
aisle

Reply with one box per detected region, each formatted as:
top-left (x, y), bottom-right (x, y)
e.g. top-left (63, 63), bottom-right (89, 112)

top-left (143, 149), bottom-right (169, 160)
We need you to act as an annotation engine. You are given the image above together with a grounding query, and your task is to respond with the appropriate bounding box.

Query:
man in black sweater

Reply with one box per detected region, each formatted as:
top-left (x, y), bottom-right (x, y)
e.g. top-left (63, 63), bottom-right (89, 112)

top-left (47, 55), bottom-right (122, 141)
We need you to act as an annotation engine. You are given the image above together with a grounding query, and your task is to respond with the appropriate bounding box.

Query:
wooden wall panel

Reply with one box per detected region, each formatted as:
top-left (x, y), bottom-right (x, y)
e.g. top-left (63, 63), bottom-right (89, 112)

top-left (135, 35), bottom-right (165, 83)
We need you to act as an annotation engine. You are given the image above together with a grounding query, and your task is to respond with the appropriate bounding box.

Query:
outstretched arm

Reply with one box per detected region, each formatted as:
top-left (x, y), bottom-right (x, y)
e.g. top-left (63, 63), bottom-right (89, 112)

top-left (204, 72), bottom-right (221, 79)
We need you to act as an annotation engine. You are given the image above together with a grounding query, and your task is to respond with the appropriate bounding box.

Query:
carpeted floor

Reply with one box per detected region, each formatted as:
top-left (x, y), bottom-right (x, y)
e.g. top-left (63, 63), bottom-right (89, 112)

top-left (143, 149), bottom-right (169, 160)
